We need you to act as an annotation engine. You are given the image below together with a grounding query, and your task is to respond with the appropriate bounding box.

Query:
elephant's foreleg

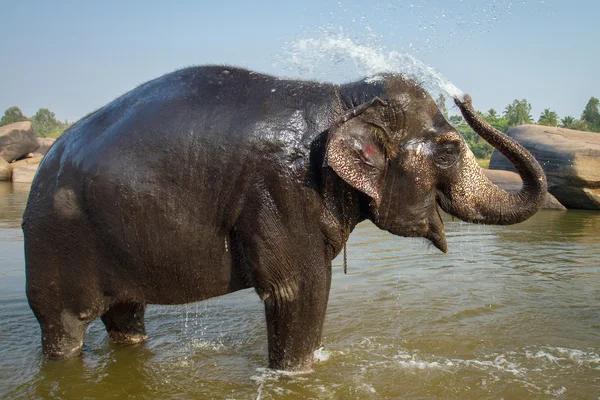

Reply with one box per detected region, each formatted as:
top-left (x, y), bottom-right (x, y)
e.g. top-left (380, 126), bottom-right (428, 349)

top-left (29, 297), bottom-right (95, 358)
top-left (101, 302), bottom-right (147, 344)
top-left (38, 315), bottom-right (90, 359)
top-left (262, 265), bottom-right (332, 371)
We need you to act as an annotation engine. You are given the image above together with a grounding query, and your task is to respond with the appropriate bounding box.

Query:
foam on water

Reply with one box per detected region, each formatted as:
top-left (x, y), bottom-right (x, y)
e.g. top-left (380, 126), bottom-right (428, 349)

top-left (313, 347), bottom-right (332, 363)
top-left (389, 346), bottom-right (600, 374)
top-left (251, 367), bottom-right (311, 400)
top-left (248, 342), bottom-right (590, 398)
top-left (250, 348), bottom-right (331, 399)
top-left (386, 350), bottom-right (526, 375)
top-left (278, 33), bottom-right (465, 102)
top-left (534, 346), bottom-right (600, 367)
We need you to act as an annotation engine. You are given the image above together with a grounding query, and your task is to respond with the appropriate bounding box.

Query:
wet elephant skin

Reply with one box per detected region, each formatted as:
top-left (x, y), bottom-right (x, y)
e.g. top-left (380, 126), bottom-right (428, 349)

top-left (23, 66), bottom-right (546, 371)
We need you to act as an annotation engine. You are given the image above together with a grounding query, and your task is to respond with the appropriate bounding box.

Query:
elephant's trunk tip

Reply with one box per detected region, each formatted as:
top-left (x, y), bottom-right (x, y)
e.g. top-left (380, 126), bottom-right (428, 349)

top-left (454, 93), bottom-right (472, 107)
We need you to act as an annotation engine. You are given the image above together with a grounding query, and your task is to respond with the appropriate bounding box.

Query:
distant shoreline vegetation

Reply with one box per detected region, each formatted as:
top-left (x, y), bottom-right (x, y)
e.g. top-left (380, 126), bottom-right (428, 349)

top-left (0, 107), bottom-right (72, 138)
top-left (437, 94), bottom-right (600, 160)
top-left (2, 95), bottom-right (599, 158)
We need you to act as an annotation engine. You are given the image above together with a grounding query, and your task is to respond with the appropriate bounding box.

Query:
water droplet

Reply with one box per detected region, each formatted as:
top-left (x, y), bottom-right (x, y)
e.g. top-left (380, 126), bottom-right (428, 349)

top-left (276, 33), bottom-right (464, 100)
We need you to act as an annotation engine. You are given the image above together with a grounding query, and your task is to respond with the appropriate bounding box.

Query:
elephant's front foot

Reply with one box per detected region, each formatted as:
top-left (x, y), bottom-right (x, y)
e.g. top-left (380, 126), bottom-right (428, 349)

top-left (270, 346), bottom-right (316, 373)
top-left (262, 280), bottom-right (330, 372)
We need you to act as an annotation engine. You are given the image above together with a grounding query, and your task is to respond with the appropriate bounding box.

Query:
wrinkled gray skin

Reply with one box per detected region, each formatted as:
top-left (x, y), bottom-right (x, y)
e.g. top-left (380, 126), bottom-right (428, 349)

top-left (23, 66), bottom-right (546, 371)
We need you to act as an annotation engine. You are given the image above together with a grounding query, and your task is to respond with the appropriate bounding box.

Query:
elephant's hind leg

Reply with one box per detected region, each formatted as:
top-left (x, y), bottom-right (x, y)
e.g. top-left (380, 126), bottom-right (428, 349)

top-left (101, 302), bottom-right (147, 344)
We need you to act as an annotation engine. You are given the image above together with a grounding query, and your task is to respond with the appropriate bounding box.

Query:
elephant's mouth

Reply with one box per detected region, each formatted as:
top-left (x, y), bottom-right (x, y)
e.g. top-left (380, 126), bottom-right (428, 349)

top-left (372, 194), bottom-right (448, 253)
top-left (426, 198), bottom-right (448, 253)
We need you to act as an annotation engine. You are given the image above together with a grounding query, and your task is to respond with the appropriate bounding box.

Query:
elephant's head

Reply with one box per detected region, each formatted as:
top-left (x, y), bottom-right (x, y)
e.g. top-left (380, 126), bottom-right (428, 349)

top-left (327, 77), bottom-right (547, 252)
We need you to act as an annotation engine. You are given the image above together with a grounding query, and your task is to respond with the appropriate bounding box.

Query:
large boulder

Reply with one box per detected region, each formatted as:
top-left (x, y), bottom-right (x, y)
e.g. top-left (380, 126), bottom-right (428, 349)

top-left (483, 169), bottom-right (566, 210)
top-left (0, 121), bottom-right (39, 162)
top-left (0, 158), bottom-right (11, 181)
top-left (36, 137), bottom-right (57, 155)
top-left (0, 154), bottom-right (44, 181)
top-left (490, 125), bottom-right (600, 210)
top-left (11, 164), bottom-right (39, 183)
top-left (11, 155), bottom-right (44, 166)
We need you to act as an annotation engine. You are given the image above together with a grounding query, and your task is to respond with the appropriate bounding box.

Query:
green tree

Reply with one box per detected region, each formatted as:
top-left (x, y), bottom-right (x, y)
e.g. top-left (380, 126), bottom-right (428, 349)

top-left (560, 116), bottom-right (575, 128)
top-left (569, 119), bottom-right (589, 131)
top-left (0, 106), bottom-right (29, 126)
top-left (436, 93), bottom-right (448, 119)
top-left (486, 109), bottom-right (498, 120)
top-left (559, 116), bottom-right (590, 131)
top-left (482, 108), bottom-right (509, 133)
top-left (581, 97), bottom-right (600, 132)
top-left (31, 108), bottom-right (60, 137)
top-left (538, 109), bottom-right (559, 127)
top-left (504, 99), bottom-right (533, 127)
top-left (449, 115), bottom-right (464, 127)
top-left (449, 114), bottom-right (494, 159)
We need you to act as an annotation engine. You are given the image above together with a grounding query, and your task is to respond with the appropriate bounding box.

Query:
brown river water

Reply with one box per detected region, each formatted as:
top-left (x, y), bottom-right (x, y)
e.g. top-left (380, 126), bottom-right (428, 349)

top-left (0, 181), bottom-right (599, 399)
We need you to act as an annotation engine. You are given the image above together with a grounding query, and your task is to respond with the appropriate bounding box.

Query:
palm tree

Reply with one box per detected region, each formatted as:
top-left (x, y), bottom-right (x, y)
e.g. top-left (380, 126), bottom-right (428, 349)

top-left (504, 99), bottom-right (532, 127)
top-left (560, 116), bottom-right (575, 128)
top-left (486, 109), bottom-right (498, 119)
top-left (538, 109), bottom-right (558, 127)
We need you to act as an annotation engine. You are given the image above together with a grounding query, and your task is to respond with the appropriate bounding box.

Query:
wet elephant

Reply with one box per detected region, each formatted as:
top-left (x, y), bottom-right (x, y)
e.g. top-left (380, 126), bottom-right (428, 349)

top-left (23, 66), bottom-right (546, 371)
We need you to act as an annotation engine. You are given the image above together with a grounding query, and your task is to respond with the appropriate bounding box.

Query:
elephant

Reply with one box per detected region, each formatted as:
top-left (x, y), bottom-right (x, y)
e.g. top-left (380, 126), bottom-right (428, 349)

top-left (23, 66), bottom-right (547, 371)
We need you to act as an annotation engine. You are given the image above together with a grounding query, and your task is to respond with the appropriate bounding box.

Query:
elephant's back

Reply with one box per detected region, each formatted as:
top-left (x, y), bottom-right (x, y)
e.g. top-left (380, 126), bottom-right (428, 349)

top-left (42, 65), bottom-right (337, 181)
top-left (24, 66), bottom-right (336, 276)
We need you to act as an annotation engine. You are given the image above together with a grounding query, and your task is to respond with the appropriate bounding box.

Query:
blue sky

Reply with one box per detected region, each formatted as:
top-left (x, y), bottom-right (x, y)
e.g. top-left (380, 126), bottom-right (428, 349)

top-left (1, 0), bottom-right (598, 123)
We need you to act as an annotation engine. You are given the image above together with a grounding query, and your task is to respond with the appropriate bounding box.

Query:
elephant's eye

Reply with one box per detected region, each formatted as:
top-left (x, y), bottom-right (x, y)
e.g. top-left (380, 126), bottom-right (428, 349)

top-left (433, 142), bottom-right (459, 168)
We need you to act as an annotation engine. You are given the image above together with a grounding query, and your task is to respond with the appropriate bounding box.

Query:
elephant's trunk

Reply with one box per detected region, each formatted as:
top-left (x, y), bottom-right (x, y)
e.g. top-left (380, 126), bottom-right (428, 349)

top-left (437, 94), bottom-right (547, 225)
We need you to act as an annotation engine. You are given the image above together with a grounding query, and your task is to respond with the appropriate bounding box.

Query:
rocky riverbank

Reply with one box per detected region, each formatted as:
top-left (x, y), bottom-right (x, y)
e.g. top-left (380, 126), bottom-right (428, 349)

top-left (489, 125), bottom-right (600, 210)
top-left (0, 121), bottom-right (55, 183)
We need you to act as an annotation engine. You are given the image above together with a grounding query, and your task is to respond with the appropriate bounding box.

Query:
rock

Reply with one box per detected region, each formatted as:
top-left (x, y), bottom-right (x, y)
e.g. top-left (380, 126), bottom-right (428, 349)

top-left (36, 137), bottom-right (57, 155)
top-left (0, 158), bottom-right (11, 181)
top-left (483, 169), bottom-right (566, 210)
top-left (10, 155), bottom-right (44, 166)
top-left (489, 125), bottom-right (600, 210)
top-left (11, 164), bottom-right (39, 183)
top-left (0, 155), bottom-right (44, 182)
top-left (0, 121), bottom-right (39, 162)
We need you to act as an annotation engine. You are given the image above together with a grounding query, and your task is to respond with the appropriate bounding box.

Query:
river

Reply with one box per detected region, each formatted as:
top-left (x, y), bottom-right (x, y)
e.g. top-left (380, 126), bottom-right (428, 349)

top-left (1, 181), bottom-right (598, 399)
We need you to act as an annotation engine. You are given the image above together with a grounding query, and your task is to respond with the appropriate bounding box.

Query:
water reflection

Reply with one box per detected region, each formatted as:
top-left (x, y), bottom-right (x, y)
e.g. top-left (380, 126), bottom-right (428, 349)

top-left (0, 182), bottom-right (30, 229)
top-left (495, 210), bottom-right (600, 245)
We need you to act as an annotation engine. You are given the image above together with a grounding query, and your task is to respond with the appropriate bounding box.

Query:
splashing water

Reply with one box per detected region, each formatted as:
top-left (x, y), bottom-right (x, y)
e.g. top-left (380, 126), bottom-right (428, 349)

top-left (302, 0), bottom-right (553, 55)
top-left (277, 33), bottom-right (465, 102)
top-left (276, 1), bottom-right (552, 105)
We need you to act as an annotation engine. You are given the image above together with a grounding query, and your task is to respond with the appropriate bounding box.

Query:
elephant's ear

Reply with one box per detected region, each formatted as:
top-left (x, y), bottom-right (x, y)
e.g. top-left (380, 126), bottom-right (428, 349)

top-left (326, 98), bottom-right (392, 205)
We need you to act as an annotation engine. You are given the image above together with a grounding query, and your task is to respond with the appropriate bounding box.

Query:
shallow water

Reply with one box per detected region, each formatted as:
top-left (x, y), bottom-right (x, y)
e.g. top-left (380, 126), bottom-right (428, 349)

top-left (1, 181), bottom-right (599, 399)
